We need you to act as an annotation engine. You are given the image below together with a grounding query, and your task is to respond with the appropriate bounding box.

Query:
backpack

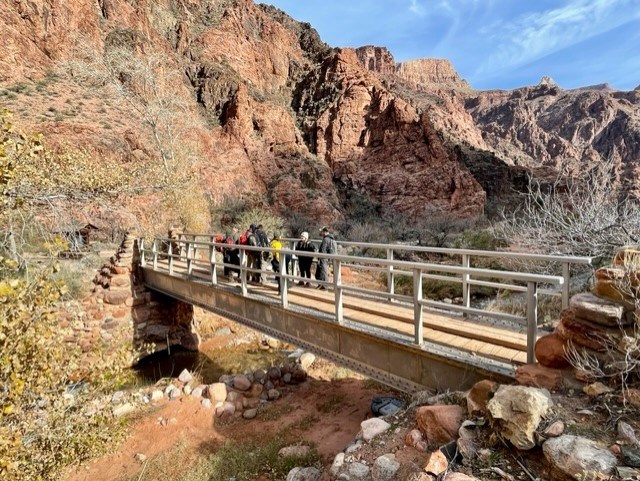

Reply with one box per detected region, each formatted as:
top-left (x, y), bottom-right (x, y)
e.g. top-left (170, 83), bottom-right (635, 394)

top-left (238, 232), bottom-right (249, 245)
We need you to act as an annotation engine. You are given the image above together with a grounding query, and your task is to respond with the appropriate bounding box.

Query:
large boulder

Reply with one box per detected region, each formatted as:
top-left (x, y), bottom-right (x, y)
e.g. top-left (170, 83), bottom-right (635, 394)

top-left (487, 385), bottom-right (552, 450)
top-left (543, 435), bottom-right (617, 480)
top-left (416, 405), bottom-right (464, 446)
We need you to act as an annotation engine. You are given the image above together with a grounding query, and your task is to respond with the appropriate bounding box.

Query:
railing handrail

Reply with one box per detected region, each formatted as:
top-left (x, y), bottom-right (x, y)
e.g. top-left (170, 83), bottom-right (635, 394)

top-left (174, 232), bottom-right (593, 265)
top-left (152, 236), bottom-right (564, 285)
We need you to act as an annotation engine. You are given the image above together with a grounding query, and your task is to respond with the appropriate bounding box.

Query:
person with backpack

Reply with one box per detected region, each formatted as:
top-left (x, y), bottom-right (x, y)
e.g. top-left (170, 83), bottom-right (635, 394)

top-left (238, 224), bottom-right (259, 283)
top-left (270, 232), bottom-right (283, 293)
top-left (254, 224), bottom-right (270, 283)
top-left (222, 230), bottom-right (239, 279)
top-left (295, 231), bottom-right (315, 287)
top-left (316, 226), bottom-right (337, 289)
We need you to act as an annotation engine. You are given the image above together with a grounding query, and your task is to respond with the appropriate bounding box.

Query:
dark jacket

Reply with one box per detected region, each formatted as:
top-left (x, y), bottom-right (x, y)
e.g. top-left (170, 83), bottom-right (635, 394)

top-left (295, 240), bottom-right (316, 265)
top-left (318, 234), bottom-right (337, 256)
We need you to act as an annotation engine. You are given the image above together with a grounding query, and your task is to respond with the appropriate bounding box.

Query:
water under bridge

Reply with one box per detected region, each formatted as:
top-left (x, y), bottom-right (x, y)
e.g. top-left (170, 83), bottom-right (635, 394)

top-left (138, 235), bottom-right (592, 392)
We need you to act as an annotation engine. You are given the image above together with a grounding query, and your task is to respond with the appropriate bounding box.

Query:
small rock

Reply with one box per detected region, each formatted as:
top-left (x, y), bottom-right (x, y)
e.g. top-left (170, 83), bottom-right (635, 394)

top-left (288, 348), bottom-right (304, 359)
top-left (361, 418), bottom-right (391, 442)
top-left (113, 403), bottom-right (135, 417)
top-left (267, 388), bottom-right (281, 400)
top-left (423, 450), bottom-right (448, 476)
top-left (201, 398), bottom-right (212, 409)
top-left (372, 453), bottom-right (400, 481)
top-left (226, 391), bottom-right (242, 403)
top-left (610, 444), bottom-right (622, 456)
top-left (331, 452), bottom-right (345, 475)
top-left (406, 429), bottom-right (424, 447)
top-left (286, 467), bottom-right (321, 481)
top-left (617, 466), bottom-right (640, 480)
top-left (300, 352), bottom-right (316, 370)
top-left (239, 407), bottom-right (256, 419)
top-left (191, 386), bottom-right (204, 398)
top-left (544, 420), bottom-right (565, 437)
top-left (618, 421), bottom-right (639, 445)
top-left (576, 409), bottom-right (596, 416)
top-left (207, 383), bottom-right (227, 403)
top-left (254, 369), bottom-right (266, 382)
top-left (169, 387), bottom-right (181, 400)
top-left (279, 445), bottom-right (311, 457)
top-left (219, 374), bottom-right (234, 386)
top-left (584, 382), bottom-right (614, 397)
top-left (133, 452), bottom-right (147, 463)
top-left (283, 373), bottom-right (292, 383)
top-left (183, 385), bottom-right (192, 396)
top-left (215, 401), bottom-right (236, 418)
top-left (233, 374), bottom-right (252, 391)
top-left (621, 445), bottom-right (640, 468)
top-left (457, 438), bottom-right (477, 461)
top-left (458, 420), bottom-right (478, 440)
top-left (348, 462), bottom-right (370, 480)
top-left (164, 384), bottom-right (175, 395)
top-left (150, 390), bottom-right (164, 402)
top-left (266, 336), bottom-right (281, 349)
top-left (178, 369), bottom-right (193, 384)
top-left (268, 366), bottom-right (282, 380)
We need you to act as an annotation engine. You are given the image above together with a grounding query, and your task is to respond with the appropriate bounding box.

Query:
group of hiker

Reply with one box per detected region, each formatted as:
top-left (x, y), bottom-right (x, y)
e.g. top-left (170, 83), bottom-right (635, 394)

top-left (214, 224), bottom-right (338, 292)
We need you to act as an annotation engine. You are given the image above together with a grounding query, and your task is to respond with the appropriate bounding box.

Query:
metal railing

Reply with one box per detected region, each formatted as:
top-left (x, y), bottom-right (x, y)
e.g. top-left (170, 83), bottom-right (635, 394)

top-left (140, 236), bottom-right (591, 364)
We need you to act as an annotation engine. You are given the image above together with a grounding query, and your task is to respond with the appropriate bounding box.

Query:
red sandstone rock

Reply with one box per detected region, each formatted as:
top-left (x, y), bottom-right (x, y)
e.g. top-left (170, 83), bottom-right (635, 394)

top-left (556, 308), bottom-right (630, 352)
top-left (423, 450), bottom-right (448, 476)
top-left (416, 405), bottom-right (464, 446)
top-left (465, 379), bottom-right (498, 416)
top-left (515, 364), bottom-right (563, 390)
top-left (535, 333), bottom-right (570, 369)
top-left (103, 290), bottom-right (129, 306)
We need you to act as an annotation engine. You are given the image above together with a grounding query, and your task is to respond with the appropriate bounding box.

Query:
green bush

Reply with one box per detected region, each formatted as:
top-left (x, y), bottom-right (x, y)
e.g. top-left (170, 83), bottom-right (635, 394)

top-left (0, 260), bottom-right (129, 480)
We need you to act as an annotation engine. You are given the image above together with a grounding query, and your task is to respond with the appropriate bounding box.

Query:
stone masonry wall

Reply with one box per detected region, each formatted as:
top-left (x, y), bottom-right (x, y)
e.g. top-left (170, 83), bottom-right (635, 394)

top-left (87, 233), bottom-right (200, 356)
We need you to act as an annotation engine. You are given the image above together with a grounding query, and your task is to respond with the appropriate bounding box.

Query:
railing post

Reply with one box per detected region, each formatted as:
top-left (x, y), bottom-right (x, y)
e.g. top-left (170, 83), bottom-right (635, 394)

top-left (168, 242), bottom-right (174, 275)
top-left (562, 262), bottom-right (570, 309)
top-left (334, 258), bottom-right (343, 324)
top-left (387, 248), bottom-right (395, 299)
top-left (280, 254), bottom-right (288, 308)
top-left (209, 243), bottom-right (217, 285)
top-left (239, 248), bottom-right (248, 296)
top-left (140, 238), bottom-right (146, 266)
top-left (186, 241), bottom-right (193, 276)
top-left (461, 254), bottom-right (470, 316)
top-left (413, 268), bottom-right (423, 344)
top-left (152, 239), bottom-right (158, 270)
top-left (526, 282), bottom-right (538, 364)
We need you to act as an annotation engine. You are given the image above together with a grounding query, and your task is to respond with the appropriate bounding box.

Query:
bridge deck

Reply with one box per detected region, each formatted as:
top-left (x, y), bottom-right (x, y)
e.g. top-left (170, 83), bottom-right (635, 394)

top-left (165, 260), bottom-right (529, 366)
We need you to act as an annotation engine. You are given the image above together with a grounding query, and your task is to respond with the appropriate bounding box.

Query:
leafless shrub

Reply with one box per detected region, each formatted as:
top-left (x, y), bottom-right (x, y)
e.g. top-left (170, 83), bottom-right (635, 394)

top-left (496, 161), bottom-right (640, 263)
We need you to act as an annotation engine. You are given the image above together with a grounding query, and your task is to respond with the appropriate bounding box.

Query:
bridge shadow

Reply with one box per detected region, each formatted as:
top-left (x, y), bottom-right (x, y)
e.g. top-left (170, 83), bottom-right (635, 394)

top-left (132, 346), bottom-right (224, 384)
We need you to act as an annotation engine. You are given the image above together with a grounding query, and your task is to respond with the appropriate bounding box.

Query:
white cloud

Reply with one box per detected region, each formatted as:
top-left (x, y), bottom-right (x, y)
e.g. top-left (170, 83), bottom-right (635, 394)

top-left (409, 0), bottom-right (426, 16)
top-left (476, 0), bottom-right (640, 78)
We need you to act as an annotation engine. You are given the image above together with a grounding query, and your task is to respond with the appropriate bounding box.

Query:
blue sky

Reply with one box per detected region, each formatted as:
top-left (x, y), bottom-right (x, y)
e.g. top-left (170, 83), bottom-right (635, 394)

top-left (260, 0), bottom-right (640, 90)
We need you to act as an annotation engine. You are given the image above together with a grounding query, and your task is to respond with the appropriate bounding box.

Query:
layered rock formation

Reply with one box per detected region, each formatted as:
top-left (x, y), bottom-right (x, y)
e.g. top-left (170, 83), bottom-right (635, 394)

top-left (396, 58), bottom-right (471, 91)
top-left (2, 0), bottom-right (639, 230)
top-left (533, 246), bottom-right (640, 382)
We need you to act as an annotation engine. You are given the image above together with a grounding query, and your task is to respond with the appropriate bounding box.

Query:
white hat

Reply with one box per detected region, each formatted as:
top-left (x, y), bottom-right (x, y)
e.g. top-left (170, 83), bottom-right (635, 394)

top-left (300, 232), bottom-right (309, 240)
